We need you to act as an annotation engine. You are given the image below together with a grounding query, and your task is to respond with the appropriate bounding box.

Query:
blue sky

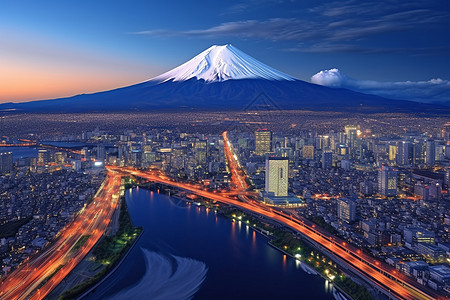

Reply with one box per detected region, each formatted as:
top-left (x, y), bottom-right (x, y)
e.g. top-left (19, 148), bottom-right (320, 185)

top-left (1, 0), bottom-right (449, 103)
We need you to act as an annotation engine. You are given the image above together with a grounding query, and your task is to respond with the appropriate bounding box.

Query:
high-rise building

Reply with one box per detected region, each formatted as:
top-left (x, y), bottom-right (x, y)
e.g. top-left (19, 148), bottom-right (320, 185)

top-left (81, 147), bottom-right (90, 162)
top-left (442, 122), bottom-right (450, 141)
top-left (37, 149), bottom-right (49, 166)
top-left (322, 151), bottom-right (332, 168)
top-left (0, 152), bottom-right (13, 174)
top-left (337, 198), bottom-right (356, 223)
top-left (255, 129), bottom-right (272, 156)
top-left (54, 152), bottom-right (66, 165)
top-left (389, 144), bottom-right (398, 162)
top-left (265, 157), bottom-right (288, 197)
top-left (344, 125), bottom-right (357, 147)
top-left (399, 141), bottom-right (412, 165)
top-left (425, 140), bottom-right (435, 167)
top-left (97, 144), bottom-right (106, 162)
top-left (302, 145), bottom-right (314, 159)
top-left (378, 165), bottom-right (398, 196)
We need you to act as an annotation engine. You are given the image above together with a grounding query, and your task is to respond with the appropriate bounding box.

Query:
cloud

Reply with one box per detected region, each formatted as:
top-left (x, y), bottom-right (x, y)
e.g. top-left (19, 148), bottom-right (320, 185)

top-left (133, 1), bottom-right (449, 54)
top-left (311, 68), bottom-right (450, 104)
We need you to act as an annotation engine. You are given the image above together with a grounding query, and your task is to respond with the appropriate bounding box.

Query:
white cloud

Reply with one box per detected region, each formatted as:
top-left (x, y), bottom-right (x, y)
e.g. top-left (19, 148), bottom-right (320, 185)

top-left (311, 68), bottom-right (450, 104)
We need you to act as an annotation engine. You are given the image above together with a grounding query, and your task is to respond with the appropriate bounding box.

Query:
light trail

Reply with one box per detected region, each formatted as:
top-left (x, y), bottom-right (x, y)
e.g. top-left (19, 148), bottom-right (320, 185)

top-left (109, 165), bottom-right (442, 300)
top-left (222, 131), bottom-right (250, 192)
top-left (0, 174), bottom-right (121, 300)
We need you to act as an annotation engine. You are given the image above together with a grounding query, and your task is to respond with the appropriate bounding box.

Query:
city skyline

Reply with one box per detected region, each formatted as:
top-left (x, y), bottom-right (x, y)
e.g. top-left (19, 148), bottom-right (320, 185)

top-left (1, 0), bottom-right (449, 103)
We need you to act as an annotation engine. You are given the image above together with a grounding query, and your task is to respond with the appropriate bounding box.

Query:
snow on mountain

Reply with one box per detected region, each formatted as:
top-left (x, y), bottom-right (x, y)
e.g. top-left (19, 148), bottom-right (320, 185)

top-left (151, 44), bottom-right (296, 83)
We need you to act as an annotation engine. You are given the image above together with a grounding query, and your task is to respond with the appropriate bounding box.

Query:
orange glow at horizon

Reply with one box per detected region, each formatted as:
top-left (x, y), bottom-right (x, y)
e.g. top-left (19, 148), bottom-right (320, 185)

top-left (0, 29), bottom-right (163, 103)
top-left (0, 61), bottom-right (151, 103)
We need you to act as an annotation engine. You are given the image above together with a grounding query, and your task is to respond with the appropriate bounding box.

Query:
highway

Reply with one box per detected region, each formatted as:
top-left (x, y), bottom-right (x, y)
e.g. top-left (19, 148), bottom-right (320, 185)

top-left (222, 131), bottom-right (250, 192)
top-left (109, 130), bottom-right (443, 300)
top-left (0, 173), bottom-right (121, 300)
top-left (0, 133), bottom-right (444, 300)
top-left (111, 165), bottom-right (442, 300)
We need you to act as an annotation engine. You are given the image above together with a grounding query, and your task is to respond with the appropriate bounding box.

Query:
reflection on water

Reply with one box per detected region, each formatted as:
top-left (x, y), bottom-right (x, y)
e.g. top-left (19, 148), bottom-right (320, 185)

top-left (108, 248), bottom-right (207, 300)
top-left (89, 189), bottom-right (334, 300)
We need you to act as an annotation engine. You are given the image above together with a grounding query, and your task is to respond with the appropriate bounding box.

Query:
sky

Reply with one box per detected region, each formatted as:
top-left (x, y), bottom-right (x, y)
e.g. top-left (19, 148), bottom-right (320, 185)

top-left (1, 0), bottom-right (449, 103)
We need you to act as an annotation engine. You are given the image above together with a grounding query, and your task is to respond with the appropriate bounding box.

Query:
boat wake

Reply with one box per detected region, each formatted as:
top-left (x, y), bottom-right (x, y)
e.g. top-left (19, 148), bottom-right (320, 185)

top-left (299, 261), bottom-right (318, 275)
top-left (108, 248), bottom-right (208, 300)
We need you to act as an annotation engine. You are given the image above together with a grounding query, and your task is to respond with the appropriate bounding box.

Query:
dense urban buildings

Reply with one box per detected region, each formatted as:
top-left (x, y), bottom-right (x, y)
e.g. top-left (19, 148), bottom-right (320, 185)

top-left (0, 115), bottom-right (450, 298)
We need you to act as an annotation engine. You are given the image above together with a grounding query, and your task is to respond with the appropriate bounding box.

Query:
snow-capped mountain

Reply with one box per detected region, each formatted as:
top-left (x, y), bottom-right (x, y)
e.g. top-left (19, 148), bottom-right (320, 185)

top-left (0, 44), bottom-right (445, 113)
top-left (151, 44), bottom-right (295, 82)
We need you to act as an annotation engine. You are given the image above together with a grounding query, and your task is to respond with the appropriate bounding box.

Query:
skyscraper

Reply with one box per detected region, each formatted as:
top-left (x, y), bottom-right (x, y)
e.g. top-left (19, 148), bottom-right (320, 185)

top-left (255, 129), bottom-right (272, 156)
top-left (37, 149), bottom-right (49, 166)
top-left (97, 144), bottom-right (106, 162)
top-left (389, 144), bottom-right (398, 162)
top-left (399, 141), bottom-right (411, 165)
top-left (322, 151), bottom-right (332, 169)
top-left (265, 157), bottom-right (288, 197)
top-left (302, 145), bottom-right (314, 159)
top-left (425, 140), bottom-right (435, 167)
top-left (442, 122), bottom-right (450, 141)
top-left (0, 152), bottom-right (13, 174)
top-left (344, 125), bottom-right (357, 147)
top-left (378, 165), bottom-right (398, 196)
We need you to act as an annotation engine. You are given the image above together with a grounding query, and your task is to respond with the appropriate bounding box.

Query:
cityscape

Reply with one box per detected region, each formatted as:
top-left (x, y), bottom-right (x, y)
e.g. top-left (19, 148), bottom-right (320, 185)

top-left (0, 113), bottom-right (449, 299)
top-left (1, 1), bottom-right (450, 300)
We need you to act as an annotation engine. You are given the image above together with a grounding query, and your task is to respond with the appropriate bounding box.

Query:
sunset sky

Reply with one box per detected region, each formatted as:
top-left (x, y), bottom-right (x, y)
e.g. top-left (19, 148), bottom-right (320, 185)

top-left (1, 0), bottom-right (449, 103)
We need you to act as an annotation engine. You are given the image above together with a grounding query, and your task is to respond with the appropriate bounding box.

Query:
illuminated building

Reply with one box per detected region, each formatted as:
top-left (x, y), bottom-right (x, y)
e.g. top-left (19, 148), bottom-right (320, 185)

top-left (302, 145), bottom-right (314, 159)
top-left (54, 152), bottom-right (66, 165)
top-left (378, 165), bottom-right (397, 196)
top-left (344, 125), bottom-right (357, 147)
top-left (389, 144), bottom-right (398, 161)
top-left (337, 198), bottom-right (356, 223)
top-left (255, 129), bottom-right (272, 156)
top-left (37, 149), bottom-right (49, 166)
top-left (265, 157), bottom-right (288, 197)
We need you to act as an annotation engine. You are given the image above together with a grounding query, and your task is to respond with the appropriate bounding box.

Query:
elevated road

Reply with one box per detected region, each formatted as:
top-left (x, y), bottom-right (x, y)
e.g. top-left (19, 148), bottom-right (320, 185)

top-left (110, 165), bottom-right (443, 300)
top-left (0, 173), bottom-right (121, 300)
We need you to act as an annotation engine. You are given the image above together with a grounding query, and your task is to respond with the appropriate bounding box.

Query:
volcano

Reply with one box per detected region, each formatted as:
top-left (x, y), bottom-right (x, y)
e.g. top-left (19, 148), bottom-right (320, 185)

top-left (0, 44), bottom-right (446, 113)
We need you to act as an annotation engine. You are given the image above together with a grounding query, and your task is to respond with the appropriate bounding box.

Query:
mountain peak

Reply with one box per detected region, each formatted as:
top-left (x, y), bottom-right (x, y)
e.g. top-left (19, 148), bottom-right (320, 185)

top-left (150, 44), bottom-right (296, 83)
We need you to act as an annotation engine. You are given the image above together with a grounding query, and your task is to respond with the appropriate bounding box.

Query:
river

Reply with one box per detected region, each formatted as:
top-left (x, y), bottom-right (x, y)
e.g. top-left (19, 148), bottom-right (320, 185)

top-left (85, 188), bottom-right (336, 299)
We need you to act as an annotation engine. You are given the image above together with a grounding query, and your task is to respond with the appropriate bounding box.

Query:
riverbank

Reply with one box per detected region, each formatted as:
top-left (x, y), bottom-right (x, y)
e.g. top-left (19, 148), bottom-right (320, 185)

top-left (55, 197), bottom-right (142, 300)
top-left (121, 182), bottom-right (372, 300)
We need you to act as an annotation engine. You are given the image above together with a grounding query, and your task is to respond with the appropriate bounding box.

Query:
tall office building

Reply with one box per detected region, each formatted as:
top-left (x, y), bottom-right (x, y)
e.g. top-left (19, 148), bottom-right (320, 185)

top-left (388, 144), bottom-right (398, 162)
top-left (344, 125), bottom-right (357, 147)
top-left (37, 149), bottom-right (50, 166)
top-left (378, 165), bottom-right (398, 196)
top-left (322, 151), bottom-right (332, 169)
top-left (399, 141), bottom-right (412, 165)
top-left (0, 152), bottom-right (13, 174)
top-left (425, 140), bottom-right (435, 167)
top-left (54, 152), bottom-right (67, 165)
top-left (255, 129), bottom-right (272, 156)
top-left (302, 145), bottom-right (315, 159)
top-left (442, 122), bottom-right (450, 141)
top-left (265, 157), bottom-right (289, 197)
top-left (337, 198), bottom-right (356, 223)
top-left (97, 144), bottom-right (106, 162)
